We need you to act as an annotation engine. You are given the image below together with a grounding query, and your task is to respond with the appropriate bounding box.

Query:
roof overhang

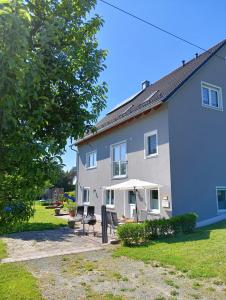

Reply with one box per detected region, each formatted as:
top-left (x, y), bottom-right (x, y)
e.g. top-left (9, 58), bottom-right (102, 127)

top-left (76, 101), bottom-right (162, 146)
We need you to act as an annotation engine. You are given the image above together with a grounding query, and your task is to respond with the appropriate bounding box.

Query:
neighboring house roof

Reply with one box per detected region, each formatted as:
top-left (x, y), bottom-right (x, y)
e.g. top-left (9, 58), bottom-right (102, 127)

top-left (77, 38), bottom-right (226, 145)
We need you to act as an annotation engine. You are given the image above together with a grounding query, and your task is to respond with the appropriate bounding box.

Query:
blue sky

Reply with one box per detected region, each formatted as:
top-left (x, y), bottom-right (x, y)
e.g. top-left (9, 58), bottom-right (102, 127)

top-left (62, 0), bottom-right (226, 170)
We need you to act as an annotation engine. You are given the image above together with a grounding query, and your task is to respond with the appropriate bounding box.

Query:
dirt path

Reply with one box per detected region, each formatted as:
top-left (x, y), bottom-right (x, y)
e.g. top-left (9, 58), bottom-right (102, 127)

top-left (24, 248), bottom-right (226, 300)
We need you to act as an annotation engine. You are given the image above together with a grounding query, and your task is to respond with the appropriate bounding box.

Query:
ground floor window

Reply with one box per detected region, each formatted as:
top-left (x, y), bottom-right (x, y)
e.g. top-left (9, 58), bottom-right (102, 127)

top-left (128, 191), bottom-right (136, 204)
top-left (150, 189), bottom-right (160, 212)
top-left (83, 187), bottom-right (90, 204)
top-left (217, 187), bottom-right (226, 211)
top-left (106, 190), bottom-right (115, 207)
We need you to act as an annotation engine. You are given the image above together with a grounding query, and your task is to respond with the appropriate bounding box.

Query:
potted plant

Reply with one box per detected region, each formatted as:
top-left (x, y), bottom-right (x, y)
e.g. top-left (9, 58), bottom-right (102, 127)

top-left (55, 207), bottom-right (61, 216)
top-left (66, 200), bottom-right (77, 217)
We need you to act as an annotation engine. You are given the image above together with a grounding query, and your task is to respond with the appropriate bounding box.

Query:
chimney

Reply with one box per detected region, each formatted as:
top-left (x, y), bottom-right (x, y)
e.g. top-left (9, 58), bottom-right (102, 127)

top-left (182, 60), bottom-right (186, 67)
top-left (195, 53), bottom-right (199, 59)
top-left (142, 80), bottom-right (150, 90)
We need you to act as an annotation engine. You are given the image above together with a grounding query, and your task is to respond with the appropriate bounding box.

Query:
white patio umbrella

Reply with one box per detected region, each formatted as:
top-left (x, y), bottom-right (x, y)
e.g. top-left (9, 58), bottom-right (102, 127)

top-left (106, 179), bottom-right (161, 222)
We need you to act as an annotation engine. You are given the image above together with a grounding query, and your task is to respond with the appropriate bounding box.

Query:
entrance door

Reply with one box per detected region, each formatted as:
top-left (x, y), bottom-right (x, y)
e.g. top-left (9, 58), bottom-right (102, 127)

top-left (128, 190), bottom-right (136, 218)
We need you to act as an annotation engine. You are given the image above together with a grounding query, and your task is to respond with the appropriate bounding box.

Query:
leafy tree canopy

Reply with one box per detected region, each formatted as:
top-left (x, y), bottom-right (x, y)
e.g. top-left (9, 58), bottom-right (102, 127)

top-left (0, 0), bottom-right (107, 230)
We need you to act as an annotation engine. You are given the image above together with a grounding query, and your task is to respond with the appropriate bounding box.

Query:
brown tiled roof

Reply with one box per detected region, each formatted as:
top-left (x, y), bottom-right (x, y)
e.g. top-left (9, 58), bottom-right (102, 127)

top-left (77, 38), bottom-right (226, 144)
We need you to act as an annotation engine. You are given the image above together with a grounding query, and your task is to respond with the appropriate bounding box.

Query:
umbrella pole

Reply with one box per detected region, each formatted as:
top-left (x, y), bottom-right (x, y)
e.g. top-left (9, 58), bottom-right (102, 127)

top-left (134, 187), bottom-right (138, 222)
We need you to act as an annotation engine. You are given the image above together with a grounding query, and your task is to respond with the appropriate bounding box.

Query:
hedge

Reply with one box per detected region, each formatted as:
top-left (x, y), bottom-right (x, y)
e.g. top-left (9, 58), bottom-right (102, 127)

top-left (117, 212), bottom-right (198, 246)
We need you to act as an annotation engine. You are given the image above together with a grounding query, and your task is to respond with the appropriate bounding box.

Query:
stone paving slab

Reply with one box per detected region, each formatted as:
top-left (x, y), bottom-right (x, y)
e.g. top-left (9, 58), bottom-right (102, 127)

top-left (1, 227), bottom-right (104, 263)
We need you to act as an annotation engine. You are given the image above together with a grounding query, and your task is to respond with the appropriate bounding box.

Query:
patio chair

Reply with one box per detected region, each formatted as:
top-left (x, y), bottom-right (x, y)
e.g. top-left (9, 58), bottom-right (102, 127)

top-left (74, 206), bottom-right (84, 222)
top-left (139, 210), bottom-right (148, 222)
top-left (106, 211), bottom-right (113, 235)
top-left (83, 206), bottom-right (96, 235)
top-left (86, 206), bottom-right (95, 216)
top-left (106, 211), bottom-right (119, 236)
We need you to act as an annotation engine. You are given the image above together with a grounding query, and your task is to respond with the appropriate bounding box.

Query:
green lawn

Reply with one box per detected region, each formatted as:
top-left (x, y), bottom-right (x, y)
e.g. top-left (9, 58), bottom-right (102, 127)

top-left (0, 263), bottom-right (42, 300)
top-left (1, 203), bottom-right (67, 234)
top-left (114, 220), bottom-right (226, 283)
top-left (0, 203), bottom-right (67, 299)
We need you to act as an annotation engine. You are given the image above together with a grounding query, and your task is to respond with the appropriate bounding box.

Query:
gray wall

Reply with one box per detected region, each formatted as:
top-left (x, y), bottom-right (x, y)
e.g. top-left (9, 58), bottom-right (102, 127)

top-left (168, 45), bottom-right (226, 221)
top-left (77, 105), bottom-right (172, 218)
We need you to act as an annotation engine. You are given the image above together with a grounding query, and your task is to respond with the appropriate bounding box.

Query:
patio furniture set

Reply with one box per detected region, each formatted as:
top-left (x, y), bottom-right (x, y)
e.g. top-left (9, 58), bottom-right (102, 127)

top-left (68, 205), bottom-right (97, 235)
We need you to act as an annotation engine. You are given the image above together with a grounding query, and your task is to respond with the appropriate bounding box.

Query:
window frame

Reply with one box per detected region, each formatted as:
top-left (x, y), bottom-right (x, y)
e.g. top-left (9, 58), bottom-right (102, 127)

top-left (82, 187), bottom-right (90, 205)
top-left (144, 130), bottom-right (158, 159)
top-left (110, 140), bottom-right (127, 179)
top-left (86, 150), bottom-right (97, 170)
top-left (216, 186), bottom-right (226, 213)
top-left (105, 189), bottom-right (115, 208)
top-left (201, 81), bottom-right (223, 111)
top-left (149, 188), bottom-right (160, 214)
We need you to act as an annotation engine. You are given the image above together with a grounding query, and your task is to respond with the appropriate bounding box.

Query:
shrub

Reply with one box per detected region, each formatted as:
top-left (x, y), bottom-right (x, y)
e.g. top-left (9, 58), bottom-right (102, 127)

top-left (65, 200), bottom-right (77, 211)
top-left (169, 215), bottom-right (183, 235)
top-left (117, 212), bottom-right (198, 246)
top-left (180, 213), bottom-right (198, 233)
top-left (117, 222), bottom-right (146, 246)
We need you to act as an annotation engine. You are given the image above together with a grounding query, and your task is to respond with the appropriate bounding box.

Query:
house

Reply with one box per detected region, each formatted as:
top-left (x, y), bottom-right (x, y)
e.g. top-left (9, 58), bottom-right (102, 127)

top-left (76, 39), bottom-right (226, 226)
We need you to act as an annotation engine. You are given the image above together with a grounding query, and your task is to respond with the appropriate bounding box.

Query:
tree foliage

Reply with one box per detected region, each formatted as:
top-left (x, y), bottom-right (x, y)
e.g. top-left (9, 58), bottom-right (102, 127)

top-left (0, 0), bottom-right (107, 230)
top-left (53, 167), bottom-right (76, 192)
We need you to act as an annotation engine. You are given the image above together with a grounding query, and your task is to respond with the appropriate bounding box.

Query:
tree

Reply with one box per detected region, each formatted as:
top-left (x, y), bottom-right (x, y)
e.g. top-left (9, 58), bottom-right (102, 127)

top-left (0, 0), bottom-right (107, 231)
top-left (53, 167), bottom-right (76, 192)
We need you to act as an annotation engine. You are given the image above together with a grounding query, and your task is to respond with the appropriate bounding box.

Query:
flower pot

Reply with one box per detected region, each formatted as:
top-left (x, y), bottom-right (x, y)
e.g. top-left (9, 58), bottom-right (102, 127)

top-left (55, 207), bottom-right (61, 216)
top-left (68, 219), bottom-right (76, 229)
top-left (69, 209), bottom-right (76, 217)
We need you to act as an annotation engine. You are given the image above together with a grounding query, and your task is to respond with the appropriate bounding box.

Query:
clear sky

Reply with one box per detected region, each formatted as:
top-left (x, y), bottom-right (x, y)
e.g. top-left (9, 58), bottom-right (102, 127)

top-left (62, 0), bottom-right (226, 170)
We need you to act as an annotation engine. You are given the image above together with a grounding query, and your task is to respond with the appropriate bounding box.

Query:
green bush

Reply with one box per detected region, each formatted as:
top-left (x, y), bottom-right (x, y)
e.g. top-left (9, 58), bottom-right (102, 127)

top-left (180, 213), bottom-right (198, 233)
top-left (117, 212), bottom-right (198, 245)
top-left (117, 223), bottom-right (146, 246)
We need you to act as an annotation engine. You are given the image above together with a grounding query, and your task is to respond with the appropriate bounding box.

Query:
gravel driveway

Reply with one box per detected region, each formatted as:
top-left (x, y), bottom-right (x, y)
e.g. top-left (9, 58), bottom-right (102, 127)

top-left (24, 248), bottom-right (226, 300)
top-left (1, 228), bottom-right (103, 263)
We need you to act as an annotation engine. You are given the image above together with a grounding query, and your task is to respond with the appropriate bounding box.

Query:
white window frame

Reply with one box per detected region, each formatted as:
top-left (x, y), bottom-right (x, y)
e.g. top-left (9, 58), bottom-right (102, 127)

top-left (144, 130), bottom-right (158, 159)
top-left (149, 188), bottom-right (160, 214)
top-left (86, 150), bottom-right (97, 170)
top-left (110, 140), bottom-right (127, 179)
top-left (105, 190), bottom-right (115, 208)
top-left (201, 81), bottom-right (223, 111)
top-left (216, 186), bottom-right (226, 213)
top-left (82, 187), bottom-right (90, 205)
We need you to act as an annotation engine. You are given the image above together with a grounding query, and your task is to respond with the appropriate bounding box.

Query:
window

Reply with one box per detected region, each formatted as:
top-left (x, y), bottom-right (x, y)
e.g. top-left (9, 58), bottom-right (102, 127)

top-left (86, 151), bottom-right (97, 169)
top-left (144, 130), bottom-right (158, 158)
top-left (216, 187), bottom-right (226, 211)
top-left (83, 188), bottom-right (90, 204)
top-left (106, 190), bottom-right (114, 207)
top-left (201, 82), bottom-right (223, 110)
top-left (111, 141), bottom-right (127, 178)
top-left (150, 189), bottom-right (160, 212)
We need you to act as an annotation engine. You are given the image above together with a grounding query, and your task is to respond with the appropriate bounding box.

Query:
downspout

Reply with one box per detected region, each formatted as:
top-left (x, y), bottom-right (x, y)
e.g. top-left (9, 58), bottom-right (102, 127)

top-left (70, 144), bottom-right (79, 203)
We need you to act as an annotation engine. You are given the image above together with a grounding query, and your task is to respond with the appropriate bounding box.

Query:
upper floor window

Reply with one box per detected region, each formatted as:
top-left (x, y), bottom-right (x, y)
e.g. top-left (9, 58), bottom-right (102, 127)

top-left (201, 82), bottom-right (223, 110)
top-left (83, 187), bottom-right (90, 204)
top-left (144, 130), bottom-right (158, 158)
top-left (111, 141), bottom-right (127, 178)
top-left (86, 151), bottom-right (97, 169)
top-left (106, 190), bottom-right (115, 207)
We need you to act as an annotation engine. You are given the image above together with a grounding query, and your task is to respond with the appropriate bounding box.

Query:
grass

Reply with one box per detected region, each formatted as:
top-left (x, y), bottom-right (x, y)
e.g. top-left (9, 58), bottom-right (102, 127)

top-left (0, 203), bottom-right (65, 299)
top-left (0, 239), bottom-right (7, 259)
top-left (114, 220), bottom-right (226, 283)
top-left (0, 263), bottom-right (42, 300)
top-left (1, 203), bottom-right (67, 234)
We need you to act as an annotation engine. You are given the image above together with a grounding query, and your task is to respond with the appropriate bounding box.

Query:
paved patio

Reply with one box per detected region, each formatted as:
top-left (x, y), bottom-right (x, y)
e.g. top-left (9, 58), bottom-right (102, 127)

top-left (1, 226), bottom-right (104, 263)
